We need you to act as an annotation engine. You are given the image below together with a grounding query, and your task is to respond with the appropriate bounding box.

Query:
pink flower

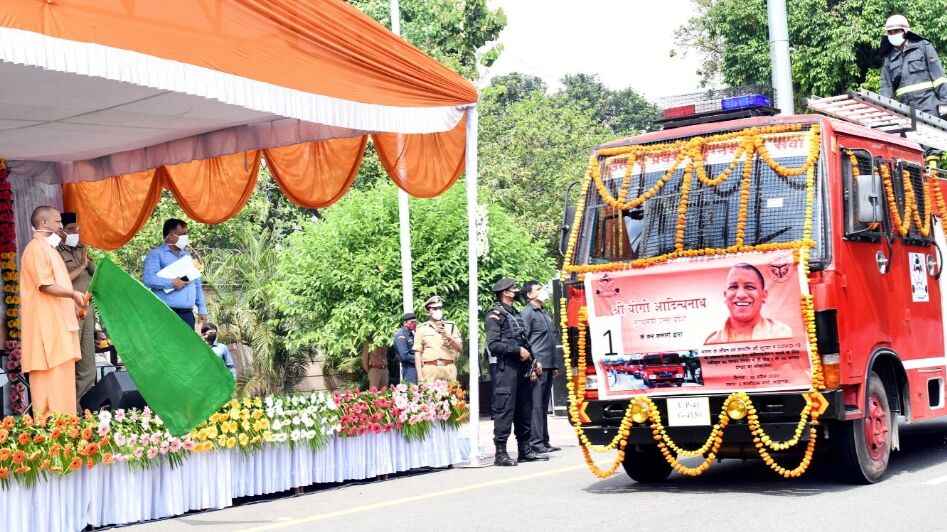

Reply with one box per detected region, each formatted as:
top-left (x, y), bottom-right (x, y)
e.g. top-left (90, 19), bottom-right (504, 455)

top-left (133, 447), bottom-right (144, 459)
top-left (98, 425), bottom-right (109, 437)
top-left (146, 447), bottom-right (159, 459)
top-left (182, 440), bottom-right (196, 452)
top-left (114, 410), bottom-right (126, 422)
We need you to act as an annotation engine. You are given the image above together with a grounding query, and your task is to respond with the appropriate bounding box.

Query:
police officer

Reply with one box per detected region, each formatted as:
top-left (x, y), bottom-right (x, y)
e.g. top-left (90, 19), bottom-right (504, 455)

top-left (486, 278), bottom-right (548, 466)
top-left (881, 15), bottom-right (947, 162)
top-left (393, 312), bottom-right (418, 384)
top-left (413, 296), bottom-right (462, 382)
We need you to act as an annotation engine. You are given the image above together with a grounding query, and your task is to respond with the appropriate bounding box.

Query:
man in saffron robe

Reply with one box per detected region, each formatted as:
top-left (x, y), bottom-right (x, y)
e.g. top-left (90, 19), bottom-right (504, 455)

top-left (705, 263), bottom-right (792, 344)
top-left (21, 206), bottom-right (86, 414)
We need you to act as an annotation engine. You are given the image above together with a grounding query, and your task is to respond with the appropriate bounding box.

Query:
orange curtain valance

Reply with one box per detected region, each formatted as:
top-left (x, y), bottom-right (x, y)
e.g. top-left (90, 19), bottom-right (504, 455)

top-left (64, 125), bottom-right (467, 250)
top-left (373, 115), bottom-right (467, 198)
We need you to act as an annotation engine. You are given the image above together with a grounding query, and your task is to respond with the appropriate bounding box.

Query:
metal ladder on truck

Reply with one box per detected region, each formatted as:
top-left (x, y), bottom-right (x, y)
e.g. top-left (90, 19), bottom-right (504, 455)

top-left (807, 89), bottom-right (947, 157)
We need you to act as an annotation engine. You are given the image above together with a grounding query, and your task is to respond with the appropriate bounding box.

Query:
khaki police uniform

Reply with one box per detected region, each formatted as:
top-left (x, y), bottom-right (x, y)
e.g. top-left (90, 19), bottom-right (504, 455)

top-left (413, 320), bottom-right (461, 382)
top-left (361, 343), bottom-right (390, 389)
top-left (57, 241), bottom-right (96, 400)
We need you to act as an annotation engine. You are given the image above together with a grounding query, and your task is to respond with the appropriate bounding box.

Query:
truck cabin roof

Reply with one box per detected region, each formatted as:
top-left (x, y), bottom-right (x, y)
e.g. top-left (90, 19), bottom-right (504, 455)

top-left (594, 114), bottom-right (924, 156)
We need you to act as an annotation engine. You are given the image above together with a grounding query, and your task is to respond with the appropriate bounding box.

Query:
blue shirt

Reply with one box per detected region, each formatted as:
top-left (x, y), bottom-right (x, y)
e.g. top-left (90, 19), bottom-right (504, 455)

top-left (211, 342), bottom-right (237, 378)
top-left (142, 243), bottom-right (207, 314)
top-left (393, 326), bottom-right (415, 365)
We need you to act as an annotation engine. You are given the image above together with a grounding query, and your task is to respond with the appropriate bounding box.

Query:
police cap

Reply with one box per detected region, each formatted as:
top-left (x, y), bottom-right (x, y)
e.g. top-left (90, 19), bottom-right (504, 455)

top-left (491, 278), bottom-right (519, 293)
top-left (401, 312), bottom-right (416, 322)
top-left (423, 295), bottom-right (443, 310)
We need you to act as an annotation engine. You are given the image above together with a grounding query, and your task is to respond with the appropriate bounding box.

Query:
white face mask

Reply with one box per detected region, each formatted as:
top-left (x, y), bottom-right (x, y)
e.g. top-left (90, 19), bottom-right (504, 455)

top-left (172, 234), bottom-right (189, 249)
top-left (35, 229), bottom-right (61, 248)
top-left (536, 288), bottom-right (550, 302)
top-left (888, 33), bottom-right (905, 47)
top-left (429, 309), bottom-right (443, 321)
top-left (64, 233), bottom-right (80, 247)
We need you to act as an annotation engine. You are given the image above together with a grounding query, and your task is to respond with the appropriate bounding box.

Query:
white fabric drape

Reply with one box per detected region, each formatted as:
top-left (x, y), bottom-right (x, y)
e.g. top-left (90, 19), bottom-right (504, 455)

top-left (0, 426), bottom-right (467, 532)
top-left (0, 27), bottom-right (466, 137)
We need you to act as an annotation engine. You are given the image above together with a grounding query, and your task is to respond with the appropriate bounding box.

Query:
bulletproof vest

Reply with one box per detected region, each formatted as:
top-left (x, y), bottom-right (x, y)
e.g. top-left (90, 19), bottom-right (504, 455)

top-left (494, 303), bottom-right (526, 339)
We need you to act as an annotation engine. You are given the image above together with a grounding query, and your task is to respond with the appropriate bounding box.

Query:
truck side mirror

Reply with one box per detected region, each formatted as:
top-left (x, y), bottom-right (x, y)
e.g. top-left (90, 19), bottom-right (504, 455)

top-left (855, 173), bottom-right (883, 224)
top-left (559, 181), bottom-right (581, 257)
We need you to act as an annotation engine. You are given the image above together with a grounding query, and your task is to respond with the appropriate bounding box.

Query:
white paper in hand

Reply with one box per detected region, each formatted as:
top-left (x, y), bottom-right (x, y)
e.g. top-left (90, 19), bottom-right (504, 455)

top-left (156, 256), bottom-right (202, 293)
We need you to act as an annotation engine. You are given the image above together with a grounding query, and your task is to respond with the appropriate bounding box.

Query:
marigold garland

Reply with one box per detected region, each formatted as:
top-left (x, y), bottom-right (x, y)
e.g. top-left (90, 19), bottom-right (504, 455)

top-left (0, 160), bottom-right (25, 414)
top-left (879, 163), bottom-right (931, 237)
top-left (560, 125), bottom-right (826, 480)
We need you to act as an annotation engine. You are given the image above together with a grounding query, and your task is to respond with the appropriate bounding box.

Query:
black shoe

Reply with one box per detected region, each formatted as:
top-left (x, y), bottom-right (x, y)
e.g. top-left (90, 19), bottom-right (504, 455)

top-left (494, 451), bottom-right (517, 466)
top-left (532, 444), bottom-right (560, 454)
top-left (518, 447), bottom-right (549, 462)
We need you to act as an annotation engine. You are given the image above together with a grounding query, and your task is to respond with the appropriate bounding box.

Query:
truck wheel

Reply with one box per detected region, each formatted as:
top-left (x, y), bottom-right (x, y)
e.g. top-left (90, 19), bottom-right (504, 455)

top-left (622, 445), bottom-right (673, 483)
top-left (837, 371), bottom-right (892, 484)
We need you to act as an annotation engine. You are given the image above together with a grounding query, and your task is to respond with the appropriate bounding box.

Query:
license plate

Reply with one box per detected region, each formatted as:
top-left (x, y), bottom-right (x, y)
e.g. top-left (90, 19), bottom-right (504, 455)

top-left (666, 397), bottom-right (711, 427)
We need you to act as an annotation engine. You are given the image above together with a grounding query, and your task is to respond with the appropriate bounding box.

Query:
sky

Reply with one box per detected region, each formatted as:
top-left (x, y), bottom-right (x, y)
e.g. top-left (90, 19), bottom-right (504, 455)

top-left (483, 0), bottom-right (705, 102)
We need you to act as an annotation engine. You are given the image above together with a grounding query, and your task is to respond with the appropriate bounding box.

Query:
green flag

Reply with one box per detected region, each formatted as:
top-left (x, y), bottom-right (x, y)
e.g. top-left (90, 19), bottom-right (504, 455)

top-left (89, 257), bottom-right (234, 436)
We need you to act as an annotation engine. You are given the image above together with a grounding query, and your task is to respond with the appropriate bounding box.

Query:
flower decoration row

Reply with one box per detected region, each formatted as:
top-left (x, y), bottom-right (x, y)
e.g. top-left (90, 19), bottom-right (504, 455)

top-left (0, 381), bottom-right (469, 487)
top-left (558, 124), bottom-right (827, 479)
top-left (0, 160), bottom-right (25, 414)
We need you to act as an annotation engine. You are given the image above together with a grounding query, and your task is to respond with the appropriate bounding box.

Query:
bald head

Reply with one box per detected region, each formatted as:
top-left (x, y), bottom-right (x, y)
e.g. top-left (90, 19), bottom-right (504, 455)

top-left (31, 206), bottom-right (62, 232)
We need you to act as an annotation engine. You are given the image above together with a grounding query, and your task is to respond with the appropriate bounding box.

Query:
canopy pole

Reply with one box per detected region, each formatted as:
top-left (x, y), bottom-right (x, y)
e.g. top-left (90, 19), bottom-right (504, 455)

top-left (465, 105), bottom-right (480, 464)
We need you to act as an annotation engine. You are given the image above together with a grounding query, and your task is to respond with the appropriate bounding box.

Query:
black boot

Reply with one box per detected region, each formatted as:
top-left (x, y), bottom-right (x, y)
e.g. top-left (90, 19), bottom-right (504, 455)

top-left (494, 446), bottom-right (517, 466)
top-left (518, 444), bottom-right (549, 462)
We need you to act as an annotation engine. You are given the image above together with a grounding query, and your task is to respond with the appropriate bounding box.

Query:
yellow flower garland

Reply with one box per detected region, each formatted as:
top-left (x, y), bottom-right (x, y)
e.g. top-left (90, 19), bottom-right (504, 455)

top-left (879, 163), bottom-right (931, 237)
top-left (560, 124), bottom-right (826, 479)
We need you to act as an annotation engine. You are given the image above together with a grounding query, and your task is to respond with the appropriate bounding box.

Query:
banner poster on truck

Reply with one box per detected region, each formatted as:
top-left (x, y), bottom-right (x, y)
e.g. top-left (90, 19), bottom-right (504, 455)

top-left (584, 251), bottom-right (812, 399)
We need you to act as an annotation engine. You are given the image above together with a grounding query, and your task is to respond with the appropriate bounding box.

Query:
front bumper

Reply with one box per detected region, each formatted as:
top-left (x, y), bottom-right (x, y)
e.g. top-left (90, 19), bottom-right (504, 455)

top-left (579, 390), bottom-right (845, 446)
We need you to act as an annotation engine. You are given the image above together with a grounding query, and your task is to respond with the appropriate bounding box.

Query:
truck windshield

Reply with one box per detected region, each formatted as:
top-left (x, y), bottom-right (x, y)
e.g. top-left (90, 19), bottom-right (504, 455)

top-left (643, 354), bottom-right (681, 366)
top-left (576, 125), bottom-right (825, 266)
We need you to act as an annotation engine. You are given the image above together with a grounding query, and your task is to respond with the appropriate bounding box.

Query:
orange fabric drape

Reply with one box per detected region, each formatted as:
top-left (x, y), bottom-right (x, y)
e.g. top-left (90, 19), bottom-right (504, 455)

top-left (63, 169), bottom-right (164, 250)
top-left (264, 136), bottom-right (367, 208)
top-left (1, 0), bottom-right (477, 107)
top-left (373, 116), bottom-right (467, 198)
top-left (163, 151), bottom-right (261, 224)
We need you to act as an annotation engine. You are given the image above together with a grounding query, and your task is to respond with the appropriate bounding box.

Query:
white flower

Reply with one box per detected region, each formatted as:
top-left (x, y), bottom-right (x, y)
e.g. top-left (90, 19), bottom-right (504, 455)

top-left (272, 420), bottom-right (283, 431)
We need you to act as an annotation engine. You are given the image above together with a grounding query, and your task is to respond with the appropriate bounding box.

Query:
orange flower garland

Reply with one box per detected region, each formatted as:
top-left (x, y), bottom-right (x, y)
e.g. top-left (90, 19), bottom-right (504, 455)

top-left (560, 124), bottom-right (826, 479)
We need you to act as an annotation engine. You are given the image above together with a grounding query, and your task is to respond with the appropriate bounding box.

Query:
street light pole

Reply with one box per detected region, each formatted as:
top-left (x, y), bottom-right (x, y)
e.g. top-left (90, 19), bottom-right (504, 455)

top-left (767, 0), bottom-right (795, 114)
top-left (391, 0), bottom-right (414, 319)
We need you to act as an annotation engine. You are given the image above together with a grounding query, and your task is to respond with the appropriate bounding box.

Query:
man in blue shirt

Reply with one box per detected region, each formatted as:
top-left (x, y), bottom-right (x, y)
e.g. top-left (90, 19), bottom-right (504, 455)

top-left (201, 323), bottom-right (237, 379)
top-left (142, 218), bottom-right (207, 329)
top-left (393, 312), bottom-right (417, 384)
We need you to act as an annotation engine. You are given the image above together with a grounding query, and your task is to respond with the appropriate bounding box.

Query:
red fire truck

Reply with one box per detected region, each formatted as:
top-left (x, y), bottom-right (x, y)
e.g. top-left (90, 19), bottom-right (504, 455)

top-left (559, 89), bottom-right (947, 484)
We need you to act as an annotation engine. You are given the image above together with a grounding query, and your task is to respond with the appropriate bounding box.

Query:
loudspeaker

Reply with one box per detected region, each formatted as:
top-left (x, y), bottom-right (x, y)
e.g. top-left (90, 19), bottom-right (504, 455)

top-left (80, 371), bottom-right (146, 411)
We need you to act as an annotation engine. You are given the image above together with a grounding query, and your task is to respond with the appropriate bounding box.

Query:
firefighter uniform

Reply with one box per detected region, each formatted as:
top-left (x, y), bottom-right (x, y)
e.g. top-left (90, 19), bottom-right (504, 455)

top-left (486, 278), bottom-right (548, 466)
top-left (413, 296), bottom-right (461, 382)
top-left (881, 34), bottom-right (947, 119)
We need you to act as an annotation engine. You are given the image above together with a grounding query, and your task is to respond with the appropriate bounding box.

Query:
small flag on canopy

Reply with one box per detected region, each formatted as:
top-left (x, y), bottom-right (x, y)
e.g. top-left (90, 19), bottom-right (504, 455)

top-left (89, 257), bottom-right (234, 436)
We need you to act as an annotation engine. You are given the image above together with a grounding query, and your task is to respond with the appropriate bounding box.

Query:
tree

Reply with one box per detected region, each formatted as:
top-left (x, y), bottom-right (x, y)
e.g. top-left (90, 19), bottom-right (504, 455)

top-left (557, 73), bottom-right (661, 135)
top-left (347, 0), bottom-right (506, 80)
top-left (481, 73), bottom-right (548, 112)
top-left (273, 181), bottom-right (555, 377)
top-left (675, 0), bottom-right (947, 99)
top-left (203, 230), bottom-right (315, 396)
top-left (478, 84), bottom-right (613, 255)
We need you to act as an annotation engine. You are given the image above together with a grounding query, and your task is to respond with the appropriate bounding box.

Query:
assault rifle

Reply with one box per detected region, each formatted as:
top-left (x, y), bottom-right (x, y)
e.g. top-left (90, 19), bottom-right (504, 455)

top-left (516, 331), bottom-right (540, 380)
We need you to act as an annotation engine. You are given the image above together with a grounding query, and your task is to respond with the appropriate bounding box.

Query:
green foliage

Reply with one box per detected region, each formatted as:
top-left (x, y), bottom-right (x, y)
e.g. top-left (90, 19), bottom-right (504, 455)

top-left (675, 0), bottom-right (947, 101)
top-left (557, 73), bottom-right (661, 135)
top-left (273, 181), bottom-right (555, 375)
top-left (203, 230), bottom-right (316, 396)
top-left (347, 0), bottom-right (506, 80)
top-left (479, 78), bottom-right (614, 255)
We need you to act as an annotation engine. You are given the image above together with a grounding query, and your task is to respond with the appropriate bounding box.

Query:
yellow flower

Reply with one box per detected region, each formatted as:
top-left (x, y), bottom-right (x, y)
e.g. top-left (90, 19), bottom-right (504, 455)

top-left (238, 434), bottom-right (249, 447)
top-left (226, 437), bottom-right (236, 449)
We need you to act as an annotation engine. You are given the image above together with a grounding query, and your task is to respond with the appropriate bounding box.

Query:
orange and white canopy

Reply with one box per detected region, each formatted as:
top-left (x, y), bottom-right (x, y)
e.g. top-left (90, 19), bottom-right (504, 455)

top-left (0, 0), bottom-right (478, 248)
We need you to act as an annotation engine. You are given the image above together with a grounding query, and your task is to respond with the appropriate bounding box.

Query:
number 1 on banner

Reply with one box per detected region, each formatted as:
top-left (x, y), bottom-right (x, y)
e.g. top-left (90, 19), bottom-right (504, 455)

top-left (588, 315), bottom-right (624, 359)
